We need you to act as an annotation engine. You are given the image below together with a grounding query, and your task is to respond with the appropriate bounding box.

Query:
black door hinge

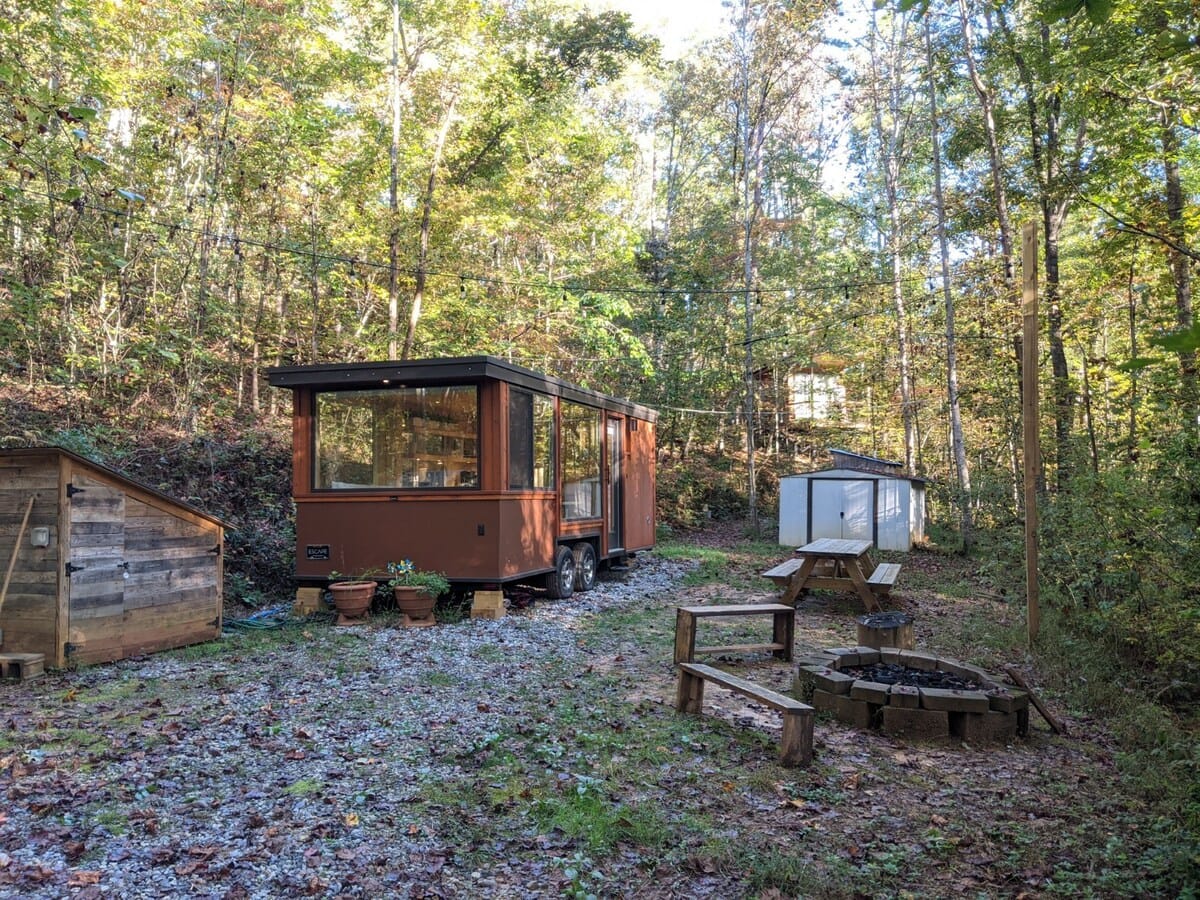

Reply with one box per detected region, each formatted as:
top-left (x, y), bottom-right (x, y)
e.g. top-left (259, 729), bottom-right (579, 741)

top-left (66, 483), bottom-right (86, 498)
top-left (208, 545), bottom-right (221, 555)
top-left (65, 562), bottom-right (84, 576)
top-left (64, 642), bottom-right (77, 656)
top-left (208, 617), bottom-right (221, 628)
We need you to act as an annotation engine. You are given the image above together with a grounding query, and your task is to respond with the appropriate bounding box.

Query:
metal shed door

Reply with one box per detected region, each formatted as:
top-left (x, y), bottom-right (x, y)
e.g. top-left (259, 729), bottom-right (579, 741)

top-left (810, 479), bottom-right (873, 542)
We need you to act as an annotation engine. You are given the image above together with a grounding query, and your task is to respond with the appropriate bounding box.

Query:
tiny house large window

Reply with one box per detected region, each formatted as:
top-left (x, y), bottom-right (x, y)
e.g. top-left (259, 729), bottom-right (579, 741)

top-left (561, 401), bottom-right (601, 519)
top-left (315, 386), bottom-right (479, 489)
top-left (508, 389), bottom-right (556, 490)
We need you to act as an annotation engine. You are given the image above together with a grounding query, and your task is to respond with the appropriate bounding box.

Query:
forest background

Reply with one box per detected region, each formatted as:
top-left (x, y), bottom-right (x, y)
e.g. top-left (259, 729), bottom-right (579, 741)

top-left (0, 0), bottom-right (1197, 838)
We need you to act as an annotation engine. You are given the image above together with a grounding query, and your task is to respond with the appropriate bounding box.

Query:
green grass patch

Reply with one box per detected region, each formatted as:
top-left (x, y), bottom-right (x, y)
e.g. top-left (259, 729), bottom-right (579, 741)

top-left (284, 777), bottom-right (324, 797)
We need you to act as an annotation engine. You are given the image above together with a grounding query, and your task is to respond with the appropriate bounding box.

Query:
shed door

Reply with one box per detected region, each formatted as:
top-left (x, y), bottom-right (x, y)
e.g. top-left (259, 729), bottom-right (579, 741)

top-left (810, 479), bottom-right (873, 542)
top-left (66, 472), bottom-right (127, 664)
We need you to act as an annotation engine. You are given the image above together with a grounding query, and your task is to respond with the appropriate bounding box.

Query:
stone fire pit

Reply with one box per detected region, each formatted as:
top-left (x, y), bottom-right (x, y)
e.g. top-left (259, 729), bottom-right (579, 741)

top-left (794, 647), bottom-right (1030, 744)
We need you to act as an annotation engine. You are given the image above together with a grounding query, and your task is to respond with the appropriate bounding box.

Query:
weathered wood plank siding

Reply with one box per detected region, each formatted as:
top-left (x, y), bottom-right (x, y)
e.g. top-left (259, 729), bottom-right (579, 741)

top-left (0, 448), bottom-right (224, 667)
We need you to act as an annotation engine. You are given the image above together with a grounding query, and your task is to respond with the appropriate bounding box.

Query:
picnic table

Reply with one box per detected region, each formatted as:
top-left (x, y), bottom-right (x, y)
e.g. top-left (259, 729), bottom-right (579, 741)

top-left (761, 538), bottom-right (900, 612)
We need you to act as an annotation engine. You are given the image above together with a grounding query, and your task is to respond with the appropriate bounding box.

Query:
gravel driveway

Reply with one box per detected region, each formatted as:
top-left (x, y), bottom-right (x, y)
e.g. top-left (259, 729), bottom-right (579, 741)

top-left (1, 557), bottom-right (697, 899)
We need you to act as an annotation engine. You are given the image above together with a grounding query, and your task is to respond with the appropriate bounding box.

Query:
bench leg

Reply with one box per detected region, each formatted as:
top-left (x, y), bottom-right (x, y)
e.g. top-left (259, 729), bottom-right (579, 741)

top-left (674, 609), bottom-right (697, 664)
top-left (676, 668), bottom-right (705, 714)
top-left (772, 609), bottom-right (794, 662)
top-left (779, 710), bottom-right (813, 767)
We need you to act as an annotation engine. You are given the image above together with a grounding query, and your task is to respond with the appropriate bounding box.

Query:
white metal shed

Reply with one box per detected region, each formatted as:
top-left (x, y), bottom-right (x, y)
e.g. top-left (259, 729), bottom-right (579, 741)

top-left (778, 449), bottom-right (927, 552)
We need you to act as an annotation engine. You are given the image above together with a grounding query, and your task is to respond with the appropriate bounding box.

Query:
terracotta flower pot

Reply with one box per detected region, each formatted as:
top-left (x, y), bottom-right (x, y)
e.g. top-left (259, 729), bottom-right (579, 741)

top-left (329, 581), bottom-right (376, 626)
top-left (393, 585), bottom-right (437, 627)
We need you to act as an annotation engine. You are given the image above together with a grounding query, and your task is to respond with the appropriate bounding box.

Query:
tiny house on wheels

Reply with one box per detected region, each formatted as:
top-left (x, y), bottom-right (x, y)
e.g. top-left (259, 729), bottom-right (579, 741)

top-left (267, 356), bottom-right (657, 598)
top-left (0, 447), bottom-right (225, 668)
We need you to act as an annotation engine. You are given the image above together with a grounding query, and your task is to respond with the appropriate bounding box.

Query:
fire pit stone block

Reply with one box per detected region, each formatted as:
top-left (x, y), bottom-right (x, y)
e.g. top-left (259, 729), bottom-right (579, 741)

top-left (881, 706), bottom-right (950, 740)
top-left (951, 710), bottom-right (1019, 744)
top-left (836, 694), bottom-right (878, 729)
top-left (812, 668), bottom-right (856, 695)
top-left (889, 683), bottom-right (921, 708)
top-left (793, 665), bottom-right (823, 701)
top-left (796, 654), bottom-right (838, 668)
top-left (852, 647), bottom-right (881, 665)
top-left (986, 688), bottom-right (1029, 714)
top-left (938, 659), bottom-right (996, 687)
top-left (825, 648), bottom-right (863, 667)
top-left (850, 679), bottom-right (891, 705)
top-left (879, 648), bottom-right (904, 665)
top-left (919, 687), bottom-right (991, 714)
top-left (898, 650), bottom-right (940, 672)
top-left (810, 689), bottom-right (839, 713)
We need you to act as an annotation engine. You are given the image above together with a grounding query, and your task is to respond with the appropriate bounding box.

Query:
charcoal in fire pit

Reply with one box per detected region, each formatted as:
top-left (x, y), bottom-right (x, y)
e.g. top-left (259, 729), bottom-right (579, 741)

top-left (844, 662), bottom-right (979, 691)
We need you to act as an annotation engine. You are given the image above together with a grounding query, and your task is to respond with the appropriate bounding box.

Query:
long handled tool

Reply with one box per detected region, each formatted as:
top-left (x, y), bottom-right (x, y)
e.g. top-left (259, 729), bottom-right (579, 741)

top-left (0, 494), bottom-right (37, 648)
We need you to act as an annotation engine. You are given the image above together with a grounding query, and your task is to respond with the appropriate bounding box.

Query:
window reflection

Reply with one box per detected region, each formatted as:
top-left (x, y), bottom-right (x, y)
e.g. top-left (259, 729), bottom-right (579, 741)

top-left (316, 386), bottom-right (479, 489)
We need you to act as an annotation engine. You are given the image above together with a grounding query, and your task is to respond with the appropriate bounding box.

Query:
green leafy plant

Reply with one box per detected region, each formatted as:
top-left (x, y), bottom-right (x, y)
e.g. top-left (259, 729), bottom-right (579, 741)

top-left (386, 559), bottom-right (451, 597)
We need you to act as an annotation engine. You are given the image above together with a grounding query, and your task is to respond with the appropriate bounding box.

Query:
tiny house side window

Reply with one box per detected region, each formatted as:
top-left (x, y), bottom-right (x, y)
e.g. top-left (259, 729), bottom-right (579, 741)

top-left (315, 386), bottom-right (479, 490)
top-left (561, 402), bottom-right (601, 519)
top-left (508, 389), bottom-right (556, 491)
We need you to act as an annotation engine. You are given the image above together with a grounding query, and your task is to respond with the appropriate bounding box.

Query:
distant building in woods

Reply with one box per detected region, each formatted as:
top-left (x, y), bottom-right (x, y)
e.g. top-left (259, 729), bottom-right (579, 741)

top-left (756, 358), bottom-right (849, 424)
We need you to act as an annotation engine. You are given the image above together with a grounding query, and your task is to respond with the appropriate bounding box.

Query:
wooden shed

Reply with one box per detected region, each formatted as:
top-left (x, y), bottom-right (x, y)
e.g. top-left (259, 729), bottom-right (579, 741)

top-left (267, 356), bottom-right (657, 598)
top-left (778, 449), bottom-right (927, 552)
top-left (0, 447), bottom-right (224, 668)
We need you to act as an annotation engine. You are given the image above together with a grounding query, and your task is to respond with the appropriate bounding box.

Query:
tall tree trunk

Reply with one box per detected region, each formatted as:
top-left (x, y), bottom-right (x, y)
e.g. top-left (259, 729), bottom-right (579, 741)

top-left (925, 22), bottom-right (973, 550)
top-left (1001, 12), bottom-right (1076, 489)
top-left (736, 0), bottom-right (759, 534)
top-left (868, 6), bottom-right (917, 472)
top-left (388, 0), bottom-right (402, 360)
top-left (956, 0), bottom-right (1015, 284)
top-left (1162, 108), bottom-right (1197, 431)
top-left (402, 96), bottom-right (457, 360)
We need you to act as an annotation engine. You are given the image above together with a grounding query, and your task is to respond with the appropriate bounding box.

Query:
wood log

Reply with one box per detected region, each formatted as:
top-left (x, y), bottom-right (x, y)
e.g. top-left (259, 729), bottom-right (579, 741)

top-left (1004, 666), bottom-right (1068, 735)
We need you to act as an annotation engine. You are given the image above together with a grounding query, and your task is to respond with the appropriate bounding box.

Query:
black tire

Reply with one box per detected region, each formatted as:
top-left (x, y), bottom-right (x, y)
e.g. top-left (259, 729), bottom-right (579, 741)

top-left (544, 545), bottom-right (576, 599)
top-left (572, 542), bottom-right (598, 592)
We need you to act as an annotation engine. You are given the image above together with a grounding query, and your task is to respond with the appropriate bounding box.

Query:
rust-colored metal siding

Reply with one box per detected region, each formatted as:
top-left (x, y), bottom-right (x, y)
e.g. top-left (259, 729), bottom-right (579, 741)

top-left (624, 418), bottom-right (656, 552)
top-left (269, 357), bottom-right (657, 587)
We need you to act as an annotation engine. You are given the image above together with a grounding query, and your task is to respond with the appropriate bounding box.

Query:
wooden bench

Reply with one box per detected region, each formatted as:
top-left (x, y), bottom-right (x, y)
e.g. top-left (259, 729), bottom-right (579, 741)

top-left (866, 562), bottom-right (901, 594)
top-left (674, 604), bottom-right (795, 665)
top-left (675, 662), bottom-right (814, 767)
top-left (761, 557), bottom-right (804, 586)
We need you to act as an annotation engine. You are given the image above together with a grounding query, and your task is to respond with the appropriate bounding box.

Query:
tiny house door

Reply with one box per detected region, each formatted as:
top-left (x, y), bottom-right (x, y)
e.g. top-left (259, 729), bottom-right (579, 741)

top-left (606, 416), bottom-right (623, 552)
top-left (66, 471), bottom-right (127, 663)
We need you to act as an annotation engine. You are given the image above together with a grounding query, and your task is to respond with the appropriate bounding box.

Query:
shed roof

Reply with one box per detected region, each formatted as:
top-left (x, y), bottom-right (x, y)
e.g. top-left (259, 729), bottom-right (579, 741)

top-left (266, 355), bottom-right (658, 421)
top-left (0, 446), bottom-right (229, 527)
top-left (782, 465), bottom-right (929, 486)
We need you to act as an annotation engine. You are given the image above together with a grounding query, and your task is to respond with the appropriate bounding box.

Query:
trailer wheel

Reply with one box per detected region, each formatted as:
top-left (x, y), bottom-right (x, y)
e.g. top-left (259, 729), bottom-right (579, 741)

top-left (545, 545), bottom-right (576, 599)
top-left (572, 542), bottom-right (597, 592)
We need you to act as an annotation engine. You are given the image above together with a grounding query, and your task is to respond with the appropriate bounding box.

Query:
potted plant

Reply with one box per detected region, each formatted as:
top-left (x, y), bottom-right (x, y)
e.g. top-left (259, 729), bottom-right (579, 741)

top-left (387, 560), bottom-right (451, 628)
top-left (327, 572), bottom-right (378, 626)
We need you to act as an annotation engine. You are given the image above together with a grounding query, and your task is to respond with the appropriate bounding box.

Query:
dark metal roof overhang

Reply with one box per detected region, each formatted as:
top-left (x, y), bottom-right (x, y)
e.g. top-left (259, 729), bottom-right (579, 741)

top-left (266, 355), bottom-right (658, 422)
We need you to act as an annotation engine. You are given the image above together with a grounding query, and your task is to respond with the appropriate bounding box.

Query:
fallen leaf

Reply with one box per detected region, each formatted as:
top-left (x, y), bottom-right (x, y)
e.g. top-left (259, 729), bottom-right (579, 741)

top-left (343, 812), bottom-right (359, 827)
top-left (67, 871), bottom-right (100, 886)
top-left (931, 814), bottom-right (949, 827)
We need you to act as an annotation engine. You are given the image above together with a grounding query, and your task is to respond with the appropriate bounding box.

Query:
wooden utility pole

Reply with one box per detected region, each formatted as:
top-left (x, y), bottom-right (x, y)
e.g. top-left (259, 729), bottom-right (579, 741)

top-left (1022, 221), bottom-right (1040, 643)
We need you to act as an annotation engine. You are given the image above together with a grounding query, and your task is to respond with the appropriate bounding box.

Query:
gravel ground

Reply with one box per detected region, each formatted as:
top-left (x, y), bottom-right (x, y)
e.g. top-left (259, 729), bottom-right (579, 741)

top-left (0, 556), bottom-right (697, 899)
